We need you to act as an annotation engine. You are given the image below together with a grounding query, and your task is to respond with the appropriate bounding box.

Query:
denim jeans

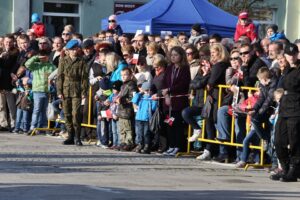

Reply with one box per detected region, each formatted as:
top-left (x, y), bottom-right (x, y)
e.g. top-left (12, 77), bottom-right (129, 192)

top-left (110, 119), bottom-right (120, 146)
top-left (52, 99), bottom-right (65, 130)
top-left (251, 113), bottom-right (270, 141)
top-left (135, 120), bottom-right (151, 145)
top-left (30, 92), bottom-right (48, 130)
top-left (96, 119), bottom-right (109, 145)
top-left (216, 106), bottom-right (231, 156)
top-left (241, 128), bottom-right (260, 162)
top-left (15, 108), bottom-right (31, 131)
top-left (181, 106), bottom-right (202, 130)
top-left (235, 114), bottom-right (246, 161)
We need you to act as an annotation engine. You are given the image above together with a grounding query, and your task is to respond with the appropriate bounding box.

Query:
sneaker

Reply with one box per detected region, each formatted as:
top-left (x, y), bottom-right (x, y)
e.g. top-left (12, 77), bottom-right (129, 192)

top-left (12, 129), bottom-right (20, 134)
top-left (235, 161), bottom-right (246, 168)
top-left (188, 129), bottom-right (201, 142)
top-left (196, 149), bottom-right (211, 160)
top-left (163, 147), bottom-right (175, 156)
top-left (168, 148), bottom-right (179, 156)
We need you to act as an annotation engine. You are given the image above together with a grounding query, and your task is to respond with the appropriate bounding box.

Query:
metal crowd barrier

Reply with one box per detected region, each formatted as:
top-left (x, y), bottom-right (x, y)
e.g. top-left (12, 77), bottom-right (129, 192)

top-left (177, 85), bottom-right (271, 170)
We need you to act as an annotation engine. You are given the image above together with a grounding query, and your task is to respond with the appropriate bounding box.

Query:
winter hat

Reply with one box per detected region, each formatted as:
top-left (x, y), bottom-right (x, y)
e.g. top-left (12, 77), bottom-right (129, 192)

top-left (141, 82), bottom-right (151, 91)
top-left (191, 23), bottom-right (202, 33)
top-left (31, 13), bottom-right (40, 23)
top-left (82, 39), bottom-right (94, 49)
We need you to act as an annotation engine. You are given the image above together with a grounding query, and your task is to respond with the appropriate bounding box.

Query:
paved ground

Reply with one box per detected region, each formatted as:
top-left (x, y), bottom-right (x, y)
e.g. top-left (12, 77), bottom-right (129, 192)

top-left (0, 132), bottom-right (299, 200)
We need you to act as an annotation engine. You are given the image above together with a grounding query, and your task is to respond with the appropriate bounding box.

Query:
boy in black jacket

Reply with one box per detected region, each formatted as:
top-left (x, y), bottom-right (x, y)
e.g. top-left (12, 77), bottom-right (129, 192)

top-left (236, 67), bottom-right (278, 168)
top-left (116, 67), bottom-right (138, 151)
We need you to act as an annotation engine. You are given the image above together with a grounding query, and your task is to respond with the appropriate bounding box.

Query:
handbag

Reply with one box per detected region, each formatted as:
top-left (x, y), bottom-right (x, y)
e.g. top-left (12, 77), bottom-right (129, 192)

top-left (149, 105), bottom-right (164, 134)
top-left (47, 102), bottom-right (56, 120)
top-left (200, 95), bottom-right (213, 119)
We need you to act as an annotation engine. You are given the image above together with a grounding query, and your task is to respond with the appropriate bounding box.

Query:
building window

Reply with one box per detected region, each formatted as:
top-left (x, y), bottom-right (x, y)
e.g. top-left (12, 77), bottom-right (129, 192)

top-left (42, 1), bottom-right (81, 37)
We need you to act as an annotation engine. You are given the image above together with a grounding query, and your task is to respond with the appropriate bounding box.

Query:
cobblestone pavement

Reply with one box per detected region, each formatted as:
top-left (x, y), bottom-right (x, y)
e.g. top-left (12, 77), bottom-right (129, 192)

top-left (0, 132), bottom-right (299, 200)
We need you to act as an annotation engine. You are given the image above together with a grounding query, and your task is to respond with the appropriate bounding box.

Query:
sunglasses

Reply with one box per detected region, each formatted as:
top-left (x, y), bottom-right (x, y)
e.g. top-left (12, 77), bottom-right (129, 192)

top-left (186, 52), bottom-right (193, 56)
top-left (108, 20), bottom-right (116, 23)
top-left (62, 32), bottom-right (70, 36)
top-left (230, 57), bottom-right (239, 61)
top-left (239, 51), bottom-right (250, 56)
top-left (39, 42), bottom-right (48, 45)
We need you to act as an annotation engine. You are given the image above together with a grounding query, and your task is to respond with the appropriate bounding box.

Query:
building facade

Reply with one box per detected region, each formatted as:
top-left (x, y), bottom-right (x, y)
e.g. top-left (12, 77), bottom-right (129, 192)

top-left (0, 0), bottom-right (299, 41)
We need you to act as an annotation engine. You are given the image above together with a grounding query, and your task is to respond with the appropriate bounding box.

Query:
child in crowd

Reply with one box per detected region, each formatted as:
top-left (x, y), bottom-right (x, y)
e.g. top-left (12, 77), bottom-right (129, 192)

top-left (105, 80), bottom-right (122, 150)
top-left (13, 77), bottom-right (33, 134)
top-left (134, 56), bottom-right (153, 85)
top-left (132, 82), bottom-right (157, 154)
top-left (116, 67), bottom-right (138, 151)
top-left (236, 67), bottom-right (278, 168)
top-left (269, 88), bottom-right (284, 180)
top-left (95, 78), bottom-right (113, 148)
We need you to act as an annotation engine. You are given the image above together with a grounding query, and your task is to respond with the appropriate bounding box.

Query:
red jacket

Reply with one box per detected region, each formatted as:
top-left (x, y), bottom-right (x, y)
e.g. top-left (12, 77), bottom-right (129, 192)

top-left (234, 22), bottom-right (257, 42)
top-left (31, 22), bottom-right (46, 38)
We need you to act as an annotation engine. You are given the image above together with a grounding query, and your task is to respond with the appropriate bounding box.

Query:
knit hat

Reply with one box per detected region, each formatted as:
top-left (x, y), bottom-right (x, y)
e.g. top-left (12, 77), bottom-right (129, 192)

top-left (31, 13), bottom-right (40, 23)
top-left (82, 39), bottom-right (94, 49)
top-left (141, 82), bottom-right (151, 91)
top-left (191, 23), bottom-right (202, 33)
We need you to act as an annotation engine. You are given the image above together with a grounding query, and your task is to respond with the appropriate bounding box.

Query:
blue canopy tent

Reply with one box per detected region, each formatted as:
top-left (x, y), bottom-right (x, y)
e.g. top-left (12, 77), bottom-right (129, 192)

top-left (101, 0), bottom-right (238, 37)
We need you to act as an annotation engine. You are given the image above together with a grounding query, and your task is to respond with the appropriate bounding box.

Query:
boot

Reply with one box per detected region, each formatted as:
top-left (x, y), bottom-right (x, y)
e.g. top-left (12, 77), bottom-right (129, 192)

top-left (63, 131), bottom-right (75, 145)
top-left (141, 144), bottom-right (151, 154)
top-left (76, 140), bottom-right (83, 146)
top-left (63, 138), bottom-right (75, 145)
top-left (135, 144), bottom-right (143, 153)
top-left (280, 164), bottom-right (298, 182)
top-left (75, 130), bottom-right (82, 146)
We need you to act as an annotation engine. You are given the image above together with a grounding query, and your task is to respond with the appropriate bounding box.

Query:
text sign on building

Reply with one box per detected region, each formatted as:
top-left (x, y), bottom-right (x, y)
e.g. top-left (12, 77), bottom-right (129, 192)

top-left (114, 2), bottom-right (144, 15)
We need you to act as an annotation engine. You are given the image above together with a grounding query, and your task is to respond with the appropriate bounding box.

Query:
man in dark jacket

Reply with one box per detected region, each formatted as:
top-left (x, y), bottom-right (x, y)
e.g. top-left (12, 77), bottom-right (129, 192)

top-left (0, 34), bottom-right (19, 131)
top-left (56, 40), bottom-right (89, 146)
top-left (240, 43), bottom-right (266, 87)
top-left (273, 43), bottom-right (300, 182)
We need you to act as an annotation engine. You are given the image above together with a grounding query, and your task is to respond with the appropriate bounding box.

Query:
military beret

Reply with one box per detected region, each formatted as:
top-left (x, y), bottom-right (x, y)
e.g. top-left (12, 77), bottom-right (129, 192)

top-left (65, 39), bottom-right (79, 49)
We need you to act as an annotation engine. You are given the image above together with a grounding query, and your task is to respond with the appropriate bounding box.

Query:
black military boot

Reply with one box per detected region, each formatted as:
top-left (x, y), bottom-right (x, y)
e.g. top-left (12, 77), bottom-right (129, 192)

top-left (280, 164), bottom-right (298, 182)
top-left (75, 130), bottom-right (83, 146)
top-left (63, 138), bottom-right (75, 145)
top-left (141, 144), bottom-right (151, 154)
top-left (270, 163), bottom-right (288, 181)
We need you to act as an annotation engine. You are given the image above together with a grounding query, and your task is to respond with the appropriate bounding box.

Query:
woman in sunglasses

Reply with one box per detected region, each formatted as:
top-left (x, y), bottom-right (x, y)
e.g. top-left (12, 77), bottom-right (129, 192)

top-left (107, 14), bottom-right (123, 36)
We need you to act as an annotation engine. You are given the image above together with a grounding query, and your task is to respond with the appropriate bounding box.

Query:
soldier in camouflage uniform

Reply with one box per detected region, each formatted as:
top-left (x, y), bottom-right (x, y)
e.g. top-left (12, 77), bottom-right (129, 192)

top-left (56, 40), bottom-right (89, 145)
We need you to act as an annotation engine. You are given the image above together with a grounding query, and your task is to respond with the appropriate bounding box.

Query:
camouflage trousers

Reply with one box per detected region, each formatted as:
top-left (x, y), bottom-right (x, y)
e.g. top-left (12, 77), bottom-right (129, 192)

top-left (63, 97), bottom-right (81, 140)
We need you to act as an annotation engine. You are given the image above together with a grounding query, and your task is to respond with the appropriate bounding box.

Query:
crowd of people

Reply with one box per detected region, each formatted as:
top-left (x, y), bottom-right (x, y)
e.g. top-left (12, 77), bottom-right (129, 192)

top-left (0, 12), bottom-right (300, 182)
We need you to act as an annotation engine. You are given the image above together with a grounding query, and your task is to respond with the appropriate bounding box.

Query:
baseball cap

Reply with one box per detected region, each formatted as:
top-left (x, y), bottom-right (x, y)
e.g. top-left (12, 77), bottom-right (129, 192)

top-left (82, 39), bottom-right (94, 49)
top-left (284, 43), bottom-right (299, 56)
top-left (239, 11), bottom-right (249, 19)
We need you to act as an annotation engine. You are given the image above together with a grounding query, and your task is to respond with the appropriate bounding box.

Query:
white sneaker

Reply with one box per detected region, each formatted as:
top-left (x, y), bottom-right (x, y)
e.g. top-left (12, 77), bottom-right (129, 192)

top-left (188, 129), bottom-right (201, 142)
top-left (168, 148), bottom-right (179, 156)
top-left (163, 147), bottom-right (174, 155)
top-left (196, 149), bottom-right (211, 160)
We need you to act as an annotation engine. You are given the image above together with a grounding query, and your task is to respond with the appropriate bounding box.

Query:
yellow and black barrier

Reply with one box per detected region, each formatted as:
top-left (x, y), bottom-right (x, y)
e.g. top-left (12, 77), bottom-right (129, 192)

top-left (177, 85), bottom-right (271, 170)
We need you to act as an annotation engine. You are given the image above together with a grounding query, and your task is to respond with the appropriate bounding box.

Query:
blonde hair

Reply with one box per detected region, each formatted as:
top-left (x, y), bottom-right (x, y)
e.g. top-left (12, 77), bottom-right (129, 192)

top-left (64, 24), bottom-right (74, 33)
top-left (146, 41), bottom-right (159, 53)
top-left (210, 43), bottom-right (229, 63)
top-left (105, 52), bottom-right (121, 73)
top-left (153, 54), bottom-right (168, 68)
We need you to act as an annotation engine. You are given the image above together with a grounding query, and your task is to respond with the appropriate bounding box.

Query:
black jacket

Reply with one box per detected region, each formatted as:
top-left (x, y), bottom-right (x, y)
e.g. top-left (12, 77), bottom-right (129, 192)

top-left (241, 55), bottom-right (266, 87)
top-left (253, 76), bottom-right (278, 115)
top-left (279, 61), bottom-right (300, 117)
top-left (189, 72), bottom-right (210, 108)
top-left (0, 48), bottom-right (19, 90)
